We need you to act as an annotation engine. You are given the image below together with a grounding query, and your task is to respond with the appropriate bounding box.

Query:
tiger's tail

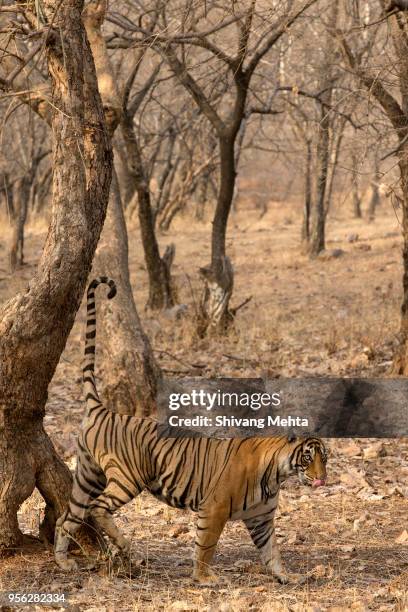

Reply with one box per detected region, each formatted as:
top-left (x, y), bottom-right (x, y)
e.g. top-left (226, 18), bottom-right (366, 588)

top-left (83, 276), bottom-right (116, 415)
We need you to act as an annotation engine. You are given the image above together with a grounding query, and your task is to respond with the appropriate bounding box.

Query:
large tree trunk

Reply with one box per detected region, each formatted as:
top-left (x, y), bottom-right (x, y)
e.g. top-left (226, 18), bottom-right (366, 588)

top-left (94, 170), bottom-right (160, 415)
top-left (121, 110), bottom-right (176, 311)
top-left (0, 0), bottom-right (112, 552)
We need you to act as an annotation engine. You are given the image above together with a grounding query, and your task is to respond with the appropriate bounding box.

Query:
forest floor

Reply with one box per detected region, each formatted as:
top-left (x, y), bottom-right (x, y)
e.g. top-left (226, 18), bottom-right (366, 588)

top-left (0, 199), bottom-right (407, 611)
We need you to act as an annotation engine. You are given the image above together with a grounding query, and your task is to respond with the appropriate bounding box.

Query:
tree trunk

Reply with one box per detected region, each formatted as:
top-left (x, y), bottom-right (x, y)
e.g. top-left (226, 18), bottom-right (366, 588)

top-left (115, 141), bottom-right (135, 207)
top-left (33, 167), bottom-right (52, 215)
top-left (198, 136), bottom-right (236, 335)
top-left (301, 142), bottom-right (312, 242)
top-left (308, 3), bottom-right (338, 258)
top-left (324, 117), bottom-right (346, 216)
top-left (121, 110), bottom-right (176, 311)
top-left (195, 173), bottom-right (209, 221)
top-left (352, 150), bottom-right (362, 218)
top-left (0, 0), bottom-right (112, 552)
top-left (9, 175), bottom-right (30, 271)
top-left (94, 170), bottom-right (160, 415)
top-left (368, 158), bottom-right (381, 221)
top-left (353, 184), bottom-right (362, 218)
top-left (158, 164), bottom-right (190, 231)
top-left (1, 173), bottom-right (14, 219)
top-left (391, 148), bottom-right (408, 373)
top-left (309, 106), bottom-right (330, 256)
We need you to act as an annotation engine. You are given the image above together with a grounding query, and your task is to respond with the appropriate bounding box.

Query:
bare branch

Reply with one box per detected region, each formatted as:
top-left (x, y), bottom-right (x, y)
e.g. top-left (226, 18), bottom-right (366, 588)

top-left (339, 33), bottom-right (407, 134)
top-left (245, 0), bottom-right (318, 78)
top-left (157, 43), bottom-right (225, 134)
top-left (128, 62), bottom-right (162, 118)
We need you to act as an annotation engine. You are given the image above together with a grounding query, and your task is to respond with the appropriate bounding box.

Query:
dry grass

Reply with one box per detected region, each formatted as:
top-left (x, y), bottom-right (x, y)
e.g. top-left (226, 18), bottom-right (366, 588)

top-left (0, 199), bottom-right (407, 610)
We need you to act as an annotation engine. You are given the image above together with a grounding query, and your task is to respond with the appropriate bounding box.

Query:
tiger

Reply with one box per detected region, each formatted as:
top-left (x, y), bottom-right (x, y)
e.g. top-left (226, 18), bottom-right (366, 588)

top-left (54, 277), bottom-right (328, 584)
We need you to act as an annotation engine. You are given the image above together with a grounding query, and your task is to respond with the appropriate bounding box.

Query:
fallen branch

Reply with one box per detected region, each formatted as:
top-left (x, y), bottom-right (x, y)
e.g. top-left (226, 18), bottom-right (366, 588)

top-left (154, 349), bottom-right (205, 371)
top-left (230, 295), bottom-right (253, 316)
top-left (222, 353), bottom-right (259, 367)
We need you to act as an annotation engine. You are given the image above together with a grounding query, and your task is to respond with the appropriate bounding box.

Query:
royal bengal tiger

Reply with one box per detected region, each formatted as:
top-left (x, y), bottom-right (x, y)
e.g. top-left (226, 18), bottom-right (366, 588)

top-left (54, 277), bottom-right (328, 584)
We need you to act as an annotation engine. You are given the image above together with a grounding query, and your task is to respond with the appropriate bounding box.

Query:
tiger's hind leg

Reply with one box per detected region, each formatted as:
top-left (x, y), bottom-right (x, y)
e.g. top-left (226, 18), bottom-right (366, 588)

top-left (89, 476), bottom-right (141, 558)
top-left (55, 456), bottom-right (106, 571)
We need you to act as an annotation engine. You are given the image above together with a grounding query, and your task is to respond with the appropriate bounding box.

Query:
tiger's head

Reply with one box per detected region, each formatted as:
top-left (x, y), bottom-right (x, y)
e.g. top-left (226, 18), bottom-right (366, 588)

top-left (286, 437), bottom-right (328, 487)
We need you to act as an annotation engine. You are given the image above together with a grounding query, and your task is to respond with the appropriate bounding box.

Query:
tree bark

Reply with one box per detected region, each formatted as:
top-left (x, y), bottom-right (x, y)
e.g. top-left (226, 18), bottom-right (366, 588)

top-left (0, 0), bottom-right (112, 552)
top-left (94, 170), bottom-right (160, 415)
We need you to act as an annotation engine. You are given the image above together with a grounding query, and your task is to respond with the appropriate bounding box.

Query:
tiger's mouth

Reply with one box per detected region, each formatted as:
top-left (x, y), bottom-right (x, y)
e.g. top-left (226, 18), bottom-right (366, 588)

top-left (312, 478), bottom-right (326, 487)
top-left (298, 472), bottom-right (327, 487)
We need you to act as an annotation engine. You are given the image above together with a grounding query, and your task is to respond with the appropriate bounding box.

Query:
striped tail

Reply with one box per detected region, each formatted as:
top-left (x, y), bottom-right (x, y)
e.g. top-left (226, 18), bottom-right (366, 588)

top-left (83, 276), bottom-right (117, 414)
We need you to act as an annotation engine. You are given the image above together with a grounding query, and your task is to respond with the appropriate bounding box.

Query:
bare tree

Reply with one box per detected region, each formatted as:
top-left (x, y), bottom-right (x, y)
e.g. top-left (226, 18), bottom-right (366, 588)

top-left (0, 0), bottom-right (112, 551)
top-left (340, 1), bottom-right (408, 372)
top-left (123, 0), bottom-right (318, 333)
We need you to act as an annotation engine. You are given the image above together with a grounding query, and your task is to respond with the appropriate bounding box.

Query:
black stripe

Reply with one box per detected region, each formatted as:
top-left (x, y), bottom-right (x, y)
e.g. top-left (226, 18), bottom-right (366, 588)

top-left (85, 393), bottom-right (99, 403)
top-left (109, 477), bottom-right (135, 500)
top-left (70, 497), bottom-right (90, 510)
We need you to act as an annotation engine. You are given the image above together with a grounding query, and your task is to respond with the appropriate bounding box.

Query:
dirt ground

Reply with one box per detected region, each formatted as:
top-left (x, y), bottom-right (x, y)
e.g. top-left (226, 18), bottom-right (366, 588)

top-left (0, 197), bottom-right (407, 611)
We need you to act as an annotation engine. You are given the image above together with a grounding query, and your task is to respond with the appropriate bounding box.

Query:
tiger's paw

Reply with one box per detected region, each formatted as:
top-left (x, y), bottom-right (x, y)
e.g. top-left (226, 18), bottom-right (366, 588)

top-left (192, 570), bottom-right (220, 586)
top-left (275, 571), bottom-right (306, 585)
top-left (82, 558), bottom-right (98, 571)
top-left (55, 556), bottom-right (79, 572)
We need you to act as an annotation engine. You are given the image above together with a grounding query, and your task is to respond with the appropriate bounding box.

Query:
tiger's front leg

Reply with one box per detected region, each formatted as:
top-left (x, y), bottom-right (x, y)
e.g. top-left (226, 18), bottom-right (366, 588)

top-left (244, 516), bottom-right (294, 584)
top-left (193, 509), bottom-right (228, 585)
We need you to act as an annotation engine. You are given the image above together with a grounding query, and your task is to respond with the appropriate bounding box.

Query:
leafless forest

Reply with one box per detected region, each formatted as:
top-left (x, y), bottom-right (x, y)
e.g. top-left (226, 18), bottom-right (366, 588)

top-left (0, 0), bottom-right (408, 610)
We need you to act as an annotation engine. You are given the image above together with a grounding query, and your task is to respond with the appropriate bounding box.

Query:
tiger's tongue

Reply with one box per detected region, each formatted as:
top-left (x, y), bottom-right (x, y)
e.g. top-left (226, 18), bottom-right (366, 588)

top-left (312, 479), bottom-right (325, 487)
